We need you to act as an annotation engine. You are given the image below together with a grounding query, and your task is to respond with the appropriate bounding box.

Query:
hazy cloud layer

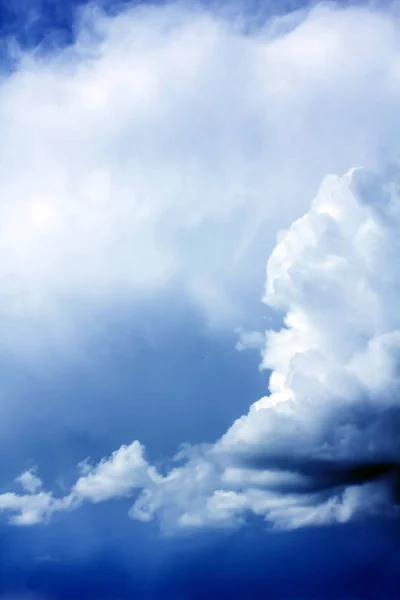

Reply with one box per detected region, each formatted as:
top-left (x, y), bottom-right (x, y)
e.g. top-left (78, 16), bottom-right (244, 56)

top-left (1, 1), bottom-right (400, 340)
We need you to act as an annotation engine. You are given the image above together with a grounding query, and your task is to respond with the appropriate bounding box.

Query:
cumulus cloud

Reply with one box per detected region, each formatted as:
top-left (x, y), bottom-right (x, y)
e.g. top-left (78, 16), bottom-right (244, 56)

top-left (0, 488), bottom-right (75, 526)
top-left (108, 165), bottom-right (400, 530)
top-left (1, 1), bottom-right (400, 532)
top-left (2, 164), bottom-right (400, 531)
top-left (71, 441), bottom-right (160, 502)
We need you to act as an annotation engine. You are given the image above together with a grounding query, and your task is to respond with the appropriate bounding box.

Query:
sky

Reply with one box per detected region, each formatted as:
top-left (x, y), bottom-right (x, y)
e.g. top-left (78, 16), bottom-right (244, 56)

top-left (0, 0), bottom-right (400, 598)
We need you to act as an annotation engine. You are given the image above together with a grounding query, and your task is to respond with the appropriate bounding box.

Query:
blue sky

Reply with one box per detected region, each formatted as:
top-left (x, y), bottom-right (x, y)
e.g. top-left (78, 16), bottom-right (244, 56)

top-left (0, 0), bottom-right (400, 598)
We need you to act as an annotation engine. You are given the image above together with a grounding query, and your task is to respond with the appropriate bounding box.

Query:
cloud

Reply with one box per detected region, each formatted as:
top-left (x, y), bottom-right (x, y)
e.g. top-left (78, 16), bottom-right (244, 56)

top-left (0, 0), bottom-right (400, 353)
top-left (235, 328), bottom-right (265, 351)
top-left (1, 1), bottom-right (400, 533)
top-left (71, 441), bottom-right (160, 502)
top-left (125, 164), bottom-right (400, 531)
top-left (15, 468), bottom-right (43, 494)
top-left (0, 488), bottom-right (74, 526)
top-left (4, 163), bottom-right (400, 531)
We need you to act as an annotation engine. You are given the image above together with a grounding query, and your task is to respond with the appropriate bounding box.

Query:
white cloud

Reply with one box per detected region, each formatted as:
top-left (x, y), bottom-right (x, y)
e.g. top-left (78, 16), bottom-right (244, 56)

top-left (71, 441), bottom-right (160, 502)
top-left (15, 468), bottom-right (42, 494)
top-left (235, 328), bottom-right (265, 351)
top-left (0, 489), bottom-right (76, 525)
top-left (0, 1), bottom-right (399, 352)
top-left (1, 2), bottom-right (400, 532)
top-left (124, 164), bottom-right (400, 530)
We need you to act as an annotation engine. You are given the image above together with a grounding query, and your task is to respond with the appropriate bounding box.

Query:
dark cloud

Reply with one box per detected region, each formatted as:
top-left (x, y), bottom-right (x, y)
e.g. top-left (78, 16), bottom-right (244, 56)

top-left (238, 453), bottom-right (400, 503)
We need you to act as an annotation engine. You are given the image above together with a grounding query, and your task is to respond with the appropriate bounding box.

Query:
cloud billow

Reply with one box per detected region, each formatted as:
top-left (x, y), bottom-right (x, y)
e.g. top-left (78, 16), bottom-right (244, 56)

top-left (2, 164), bottom-right (400, 532)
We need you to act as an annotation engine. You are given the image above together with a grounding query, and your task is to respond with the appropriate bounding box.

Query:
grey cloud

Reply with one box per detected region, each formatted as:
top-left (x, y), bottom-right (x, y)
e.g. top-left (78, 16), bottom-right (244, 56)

top-left (235, 453), bottom-right (400, 501)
